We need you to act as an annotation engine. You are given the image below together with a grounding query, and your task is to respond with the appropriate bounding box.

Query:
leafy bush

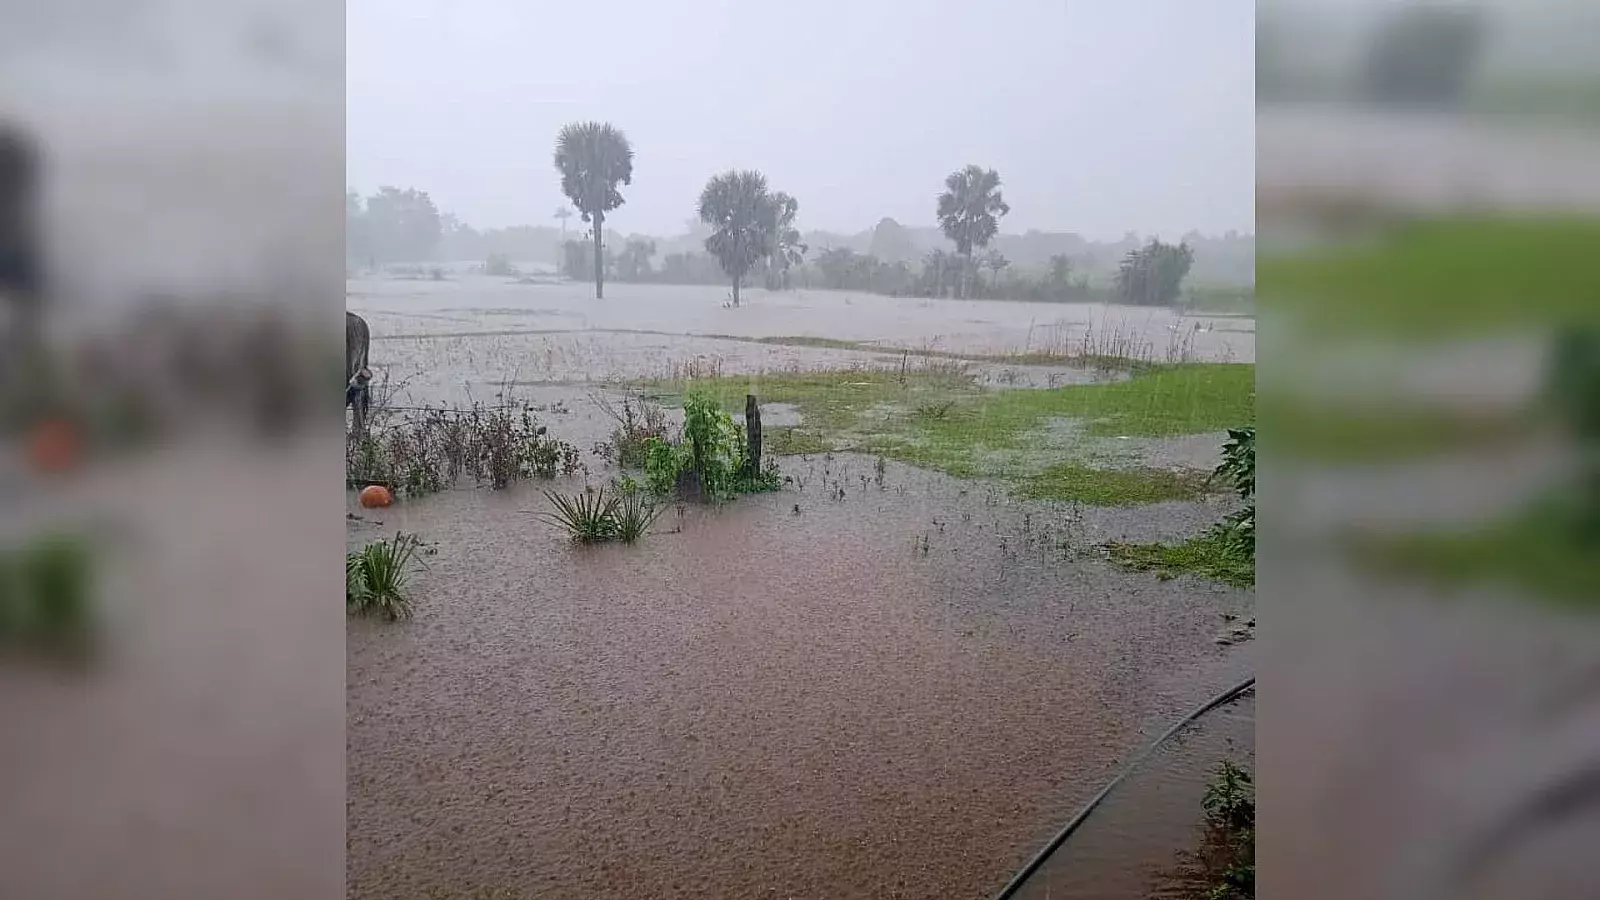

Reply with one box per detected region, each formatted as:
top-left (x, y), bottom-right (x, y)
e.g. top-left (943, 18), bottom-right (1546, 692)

top-left (347, 532), bottom-right (422, 620)
top-left (1202, 761), bottom-right (1255, 831)
top-left (643, 437), bottom-right (685, 496)
top-left (1211, 426), bottom-right (1256, 556)
top-left (682, 392), bottom-right (745, 499)
top-left (347, 400), bottom-right (580, 496)
top-left (638, 392), bottom-right (785, 502)
top-left (592, 394), bottom-right (671, 468)
top-left (1201, 760), bottom-right (1256, 900)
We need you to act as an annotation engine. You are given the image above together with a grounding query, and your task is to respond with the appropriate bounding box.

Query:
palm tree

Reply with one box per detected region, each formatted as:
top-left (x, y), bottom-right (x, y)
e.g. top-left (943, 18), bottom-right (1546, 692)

top-left (697, 170), bottom-right (777, 307)
top-left (553, 122), bottom-right (633, 298)
top-left (936, 164), bottom-right (1010, 299)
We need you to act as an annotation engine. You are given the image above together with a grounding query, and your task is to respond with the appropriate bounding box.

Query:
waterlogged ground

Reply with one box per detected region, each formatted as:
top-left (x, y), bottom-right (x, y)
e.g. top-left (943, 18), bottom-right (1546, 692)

top-left (346, 277), bottom-right (1258, 899)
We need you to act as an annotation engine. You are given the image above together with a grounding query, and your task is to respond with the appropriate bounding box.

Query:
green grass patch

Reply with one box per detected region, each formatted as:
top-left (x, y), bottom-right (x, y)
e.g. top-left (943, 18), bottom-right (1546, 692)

top-left (1106, 529), bottom-right (1256, 588)
top-left (766, 426), bottom-right (832, 456)
top-left (1350, 497), bottom-right (1599, 608)
top-left (1260, 215), bottom-right (1600, 338)
top-left (1018, 463), bottom-right (1212, 505)
top-left (644, 363), bottom-right (1254, 494)
top-left (1267, 399), bottom-right (1534, 463)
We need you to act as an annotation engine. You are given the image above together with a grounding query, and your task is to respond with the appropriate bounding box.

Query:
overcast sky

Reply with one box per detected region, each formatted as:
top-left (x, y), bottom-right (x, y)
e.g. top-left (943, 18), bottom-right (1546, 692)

top-left (347, 0), bottom-right (1255, 240)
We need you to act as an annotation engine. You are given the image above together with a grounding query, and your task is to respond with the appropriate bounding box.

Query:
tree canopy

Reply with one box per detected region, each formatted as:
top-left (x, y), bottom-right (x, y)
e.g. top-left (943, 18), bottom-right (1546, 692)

top-left (1114, 239), bottom-right (1194, 306)
top-left (936, 165), bottom-right (1010, 298)
top-left (697, 170), bottom-right (779, 307)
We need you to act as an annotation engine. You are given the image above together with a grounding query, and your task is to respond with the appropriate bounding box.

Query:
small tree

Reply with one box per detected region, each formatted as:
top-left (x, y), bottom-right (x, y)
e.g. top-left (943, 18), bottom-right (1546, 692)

top-left (936, 165), bottom-right (1010, 299)
top-left (766, 191), bottom-right (807, 290)
top-left (616, 238), bottom-right (656, 282)
top-left (697, 170), bottom-right (777, 307)
top-left (553, 122), bottom-right (634, 299)
top-left (1115, 239), bottom-right (1195, 306)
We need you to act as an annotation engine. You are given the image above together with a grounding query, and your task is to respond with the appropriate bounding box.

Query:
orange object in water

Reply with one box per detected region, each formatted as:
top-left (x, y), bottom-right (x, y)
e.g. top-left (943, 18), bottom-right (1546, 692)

top-left (359, 484), bottom-right (393, 508)
top-left (27, 419), bottom-right (81, 473)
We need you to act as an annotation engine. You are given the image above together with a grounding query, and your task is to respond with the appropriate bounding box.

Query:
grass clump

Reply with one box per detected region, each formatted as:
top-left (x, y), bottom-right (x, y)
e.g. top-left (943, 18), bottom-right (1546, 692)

top-left (1106, 426), bottom-right (1256, 587)
top-left (1019, 463), bottom-right (1211, 505)
top-left (539, 483), bottom-right (665, 544)
top-left (1105, 529), bottom-right (1256, 588)
top-left (347, 532), bottom-right (422, 620)
top-left (541, 489), bottom-right (622, 543)
top-left (0, 533), bottom-right (96, 657)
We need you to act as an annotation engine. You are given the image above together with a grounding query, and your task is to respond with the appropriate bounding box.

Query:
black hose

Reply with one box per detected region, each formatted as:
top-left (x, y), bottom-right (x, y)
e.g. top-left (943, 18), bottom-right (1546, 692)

top-left (990, 674), bottom-right (1257, 900)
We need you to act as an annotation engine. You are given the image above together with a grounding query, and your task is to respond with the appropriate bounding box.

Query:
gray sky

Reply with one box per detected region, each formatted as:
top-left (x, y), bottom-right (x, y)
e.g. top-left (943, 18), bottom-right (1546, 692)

top-left (347, 0), bottom-right (1255, 240)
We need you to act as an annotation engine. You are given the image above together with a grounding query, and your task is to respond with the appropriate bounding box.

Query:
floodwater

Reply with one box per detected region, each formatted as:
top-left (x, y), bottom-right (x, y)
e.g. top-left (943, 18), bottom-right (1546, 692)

top-left (346, 278), bottom-right (1257, 900)
top-left (346, 277), bottom-right (1253, 402)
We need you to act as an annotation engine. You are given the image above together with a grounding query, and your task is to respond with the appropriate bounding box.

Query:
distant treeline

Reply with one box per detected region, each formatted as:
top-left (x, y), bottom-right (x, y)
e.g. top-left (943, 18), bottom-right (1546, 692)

top-left (348, 188), bottom-right (1253, 289)
top-left (535, 235), bottom-right (1245, 310)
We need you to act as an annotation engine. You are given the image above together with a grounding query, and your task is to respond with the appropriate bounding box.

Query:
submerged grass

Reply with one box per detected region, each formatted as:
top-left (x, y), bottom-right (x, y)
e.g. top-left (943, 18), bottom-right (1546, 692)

top-left (1105, 529), bottom-right (1256, 589)
top-left (1017, 463), bottom-right (1212, 505)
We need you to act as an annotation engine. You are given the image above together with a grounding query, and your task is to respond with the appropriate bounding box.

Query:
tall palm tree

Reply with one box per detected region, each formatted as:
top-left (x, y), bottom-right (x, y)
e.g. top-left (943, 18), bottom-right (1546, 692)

top-left (935, 164), bottom-right (1010, 299)
top-left (553, 122), bottom-right (633, 298)
top-left (698, 170), bottom-right (777, 307)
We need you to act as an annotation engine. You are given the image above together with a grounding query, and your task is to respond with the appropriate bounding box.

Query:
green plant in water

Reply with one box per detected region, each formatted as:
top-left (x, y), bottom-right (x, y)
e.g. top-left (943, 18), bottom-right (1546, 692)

top-left (613, 486), bottom-right (666, 543)
top-left (347, 532), bottom-right (422, 620)
top-left (681, 391), bottom-right (745, 500)
top-left (0, 534), bottom-right (95, 652)
top-left (1215, 426), bottom-right (1256, 556)
top-left (1202, 761), bottom-right (1255, 831)
top-left (644, 437), bottom-right (686, 496)
top-left (540, 488), bottom-right (621, 543)
top-left (1200, 760), bottom-right (1255, 900)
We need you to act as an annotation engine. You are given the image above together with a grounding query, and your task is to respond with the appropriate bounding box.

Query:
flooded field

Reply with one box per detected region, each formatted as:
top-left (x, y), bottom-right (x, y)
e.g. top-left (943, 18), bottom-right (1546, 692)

top-left (347, 277), bottom-right (1253, 398)
top-left (346, 277), bottom-right (1257, 899)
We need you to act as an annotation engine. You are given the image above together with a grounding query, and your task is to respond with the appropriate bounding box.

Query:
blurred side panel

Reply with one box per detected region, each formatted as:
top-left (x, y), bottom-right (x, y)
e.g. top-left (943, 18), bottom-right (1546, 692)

top-left (1259, 2), bottom-right (1600, 899)
top-left (0, 2), bottom-right (345, 899)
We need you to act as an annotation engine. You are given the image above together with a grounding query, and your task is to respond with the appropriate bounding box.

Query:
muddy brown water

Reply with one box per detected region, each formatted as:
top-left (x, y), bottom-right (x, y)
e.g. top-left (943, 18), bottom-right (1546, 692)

top-left (348, 456), bottom-right (1253, 900)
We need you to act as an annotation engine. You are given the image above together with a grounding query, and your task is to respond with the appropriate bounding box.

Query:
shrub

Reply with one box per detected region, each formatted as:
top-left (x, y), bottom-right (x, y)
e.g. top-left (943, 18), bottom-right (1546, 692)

top-left (1202, 761), bottom-right (1255, 831)
top-left (346, 400), bottom-right (580, 496)
top-left (347, 532), bottom-right (422, 620)
top-left (592, 394), bottom-right (671, 469)
top-left (1211, 426), bottom-right (1256, 556)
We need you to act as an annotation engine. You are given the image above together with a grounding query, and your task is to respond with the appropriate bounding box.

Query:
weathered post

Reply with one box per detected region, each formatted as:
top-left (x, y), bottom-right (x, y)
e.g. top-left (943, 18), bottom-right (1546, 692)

top-left (743, 393), bottom-right (762, 479)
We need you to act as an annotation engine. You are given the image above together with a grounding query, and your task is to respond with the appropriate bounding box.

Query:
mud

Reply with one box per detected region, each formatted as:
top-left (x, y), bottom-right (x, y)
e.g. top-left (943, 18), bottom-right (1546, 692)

top-left (348, 457), bottom-right (1251, 900)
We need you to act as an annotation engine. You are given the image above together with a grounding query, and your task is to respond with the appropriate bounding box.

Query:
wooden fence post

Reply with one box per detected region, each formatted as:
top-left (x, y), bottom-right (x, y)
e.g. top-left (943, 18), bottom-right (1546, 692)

top-left (744, 393), bottom-right (762, 478)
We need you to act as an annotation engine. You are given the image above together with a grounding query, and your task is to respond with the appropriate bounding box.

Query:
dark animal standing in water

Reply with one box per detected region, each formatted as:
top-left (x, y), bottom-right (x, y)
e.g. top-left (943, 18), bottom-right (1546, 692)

top-left (346, 311), bottom-right (372, 435)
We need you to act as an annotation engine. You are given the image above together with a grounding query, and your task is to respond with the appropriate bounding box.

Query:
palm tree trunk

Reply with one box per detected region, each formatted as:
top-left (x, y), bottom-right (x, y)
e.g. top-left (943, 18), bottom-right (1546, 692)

top-left (595, 212), bottom-right (604, 297)
top-left (732, 271), bottom-right (741, 307)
